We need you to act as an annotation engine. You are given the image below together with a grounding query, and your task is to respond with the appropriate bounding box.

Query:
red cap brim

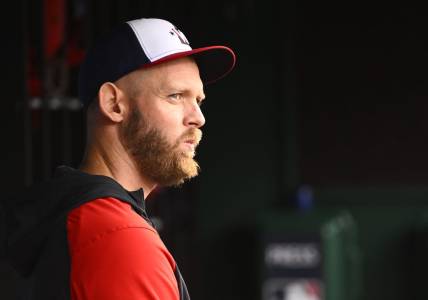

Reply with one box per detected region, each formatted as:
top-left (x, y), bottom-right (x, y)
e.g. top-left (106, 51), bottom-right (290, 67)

top-left (145, 46), bottom-right (236, 84)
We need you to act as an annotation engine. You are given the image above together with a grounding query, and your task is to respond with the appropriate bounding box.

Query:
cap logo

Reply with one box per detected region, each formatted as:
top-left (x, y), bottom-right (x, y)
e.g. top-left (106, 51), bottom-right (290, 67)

top-left (169, 27), bottom-right (190, 46)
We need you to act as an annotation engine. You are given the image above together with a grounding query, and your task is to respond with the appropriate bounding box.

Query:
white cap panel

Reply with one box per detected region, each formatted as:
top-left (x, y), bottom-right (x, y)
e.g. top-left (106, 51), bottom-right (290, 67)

top-left (127, 18), bottom-right (193, 62)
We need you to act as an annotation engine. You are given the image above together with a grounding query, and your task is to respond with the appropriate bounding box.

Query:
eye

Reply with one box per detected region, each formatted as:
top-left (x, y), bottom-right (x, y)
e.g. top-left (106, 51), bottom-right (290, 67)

top-left (196, 98), bottom-right (204, 107)
top-left (168, 93), bottom-right (182, 101)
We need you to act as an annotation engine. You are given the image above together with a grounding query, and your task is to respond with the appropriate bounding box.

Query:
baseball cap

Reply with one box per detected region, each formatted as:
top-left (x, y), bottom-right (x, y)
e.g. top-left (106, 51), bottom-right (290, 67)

top-left (78, 18), bottom-right (236, 106)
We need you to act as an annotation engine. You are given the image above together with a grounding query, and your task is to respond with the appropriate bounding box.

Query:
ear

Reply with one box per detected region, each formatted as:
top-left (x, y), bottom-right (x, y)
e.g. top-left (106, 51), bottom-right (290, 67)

top-left (97, 82), bottom-right (126, 123)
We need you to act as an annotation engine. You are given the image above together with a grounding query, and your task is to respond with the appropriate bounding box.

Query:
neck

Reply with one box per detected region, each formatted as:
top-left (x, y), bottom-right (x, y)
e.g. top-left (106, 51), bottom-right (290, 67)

top-left (79, 139), bottom-right (157, 199)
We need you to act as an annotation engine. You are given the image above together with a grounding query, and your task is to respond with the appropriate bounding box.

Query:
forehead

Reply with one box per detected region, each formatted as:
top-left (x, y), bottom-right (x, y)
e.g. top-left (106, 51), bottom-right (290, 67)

top-left (139, 57), bottom-right (204, 93)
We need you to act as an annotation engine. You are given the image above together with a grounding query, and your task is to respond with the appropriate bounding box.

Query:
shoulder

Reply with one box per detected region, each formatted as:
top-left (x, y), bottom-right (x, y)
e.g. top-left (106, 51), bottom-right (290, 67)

top-left (67, 197), bottom-right (157, 255)
top-left (67, 198), bottom-right (179, 300)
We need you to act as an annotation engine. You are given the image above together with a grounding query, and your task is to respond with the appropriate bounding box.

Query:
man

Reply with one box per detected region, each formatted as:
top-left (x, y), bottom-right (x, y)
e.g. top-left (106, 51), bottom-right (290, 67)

top-left (6, 18), bottom-right (235, 299)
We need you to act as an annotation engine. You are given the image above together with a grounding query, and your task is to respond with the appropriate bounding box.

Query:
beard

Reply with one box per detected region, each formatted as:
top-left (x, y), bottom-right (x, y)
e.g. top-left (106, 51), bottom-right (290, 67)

top-left (120, 104), bottom-right (202, 187)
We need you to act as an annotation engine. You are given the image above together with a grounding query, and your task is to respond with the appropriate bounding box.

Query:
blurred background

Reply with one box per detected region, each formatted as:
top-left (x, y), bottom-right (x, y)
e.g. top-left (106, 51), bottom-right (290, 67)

top-left (1, 0), bottom-right (428, 299)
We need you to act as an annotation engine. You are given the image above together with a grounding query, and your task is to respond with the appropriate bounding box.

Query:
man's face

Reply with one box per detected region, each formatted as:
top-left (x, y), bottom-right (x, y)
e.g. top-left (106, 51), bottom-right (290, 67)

top-left (119, 57), bottom-right (206, 187)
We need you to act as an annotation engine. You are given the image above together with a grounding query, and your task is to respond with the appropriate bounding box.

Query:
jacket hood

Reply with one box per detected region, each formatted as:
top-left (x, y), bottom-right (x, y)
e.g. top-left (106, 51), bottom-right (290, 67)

top-left (5, 166), bottom-right (145, 277)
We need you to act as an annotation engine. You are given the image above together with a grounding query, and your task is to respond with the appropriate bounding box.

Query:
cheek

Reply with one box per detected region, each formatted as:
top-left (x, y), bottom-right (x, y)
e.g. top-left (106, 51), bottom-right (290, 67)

top-left (152, 108), bottom-right (185, 143)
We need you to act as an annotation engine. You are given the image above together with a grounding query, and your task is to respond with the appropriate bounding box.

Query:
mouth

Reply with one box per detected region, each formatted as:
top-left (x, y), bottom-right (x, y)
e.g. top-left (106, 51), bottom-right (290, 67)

top-left (184, 139), bottom-right (196, 145)
top-left (179, 130), bottom-right (202, 155)
top-left (180, 138), bottom-right (199, 157)
top-left (182, 140), bottom-right (196, 150)
top-left (183, 134), bottom-right (201, 146)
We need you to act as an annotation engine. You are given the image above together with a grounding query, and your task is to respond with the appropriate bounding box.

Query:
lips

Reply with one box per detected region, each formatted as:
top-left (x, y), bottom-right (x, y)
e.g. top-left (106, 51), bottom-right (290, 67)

top-left (184, 139), bottom-right (197, 146)
top-left (181, 135), bottom-right (201, 158)
top-left (181, 129), bottom-right (202, 146)
top-left (182, 139), bottom-right (197, 154)
top-left (177, 129), bottom-right (202, 156)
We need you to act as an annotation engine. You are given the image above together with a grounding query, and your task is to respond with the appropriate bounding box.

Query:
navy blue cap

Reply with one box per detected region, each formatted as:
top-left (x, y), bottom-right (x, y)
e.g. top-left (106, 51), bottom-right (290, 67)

top-left (78, 18), bottom-right (236, 106)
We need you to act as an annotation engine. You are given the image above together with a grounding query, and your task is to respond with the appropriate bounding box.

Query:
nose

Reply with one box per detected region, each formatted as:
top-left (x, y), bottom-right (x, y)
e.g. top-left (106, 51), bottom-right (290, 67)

top-left (184, 102), bottom-right (205, 128)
